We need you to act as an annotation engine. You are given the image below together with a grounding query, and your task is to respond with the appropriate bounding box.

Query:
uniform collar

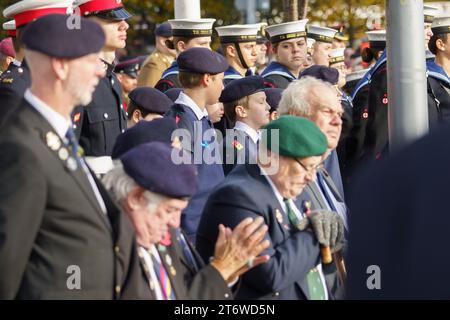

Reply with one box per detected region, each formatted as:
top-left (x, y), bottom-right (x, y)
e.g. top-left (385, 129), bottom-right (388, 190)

top-left (175, 91), bottom-right (209, 120)
top-left (234, 121), bottom-right (259, 144)
top-left (261, 61), bottom-right (296, 80)
top-left (12, 59), bottom-right (21, 67)
top-left (225, 65), bottom-right (244, 78)
top-left (427, 60), bottom-right (450, 85)
top-left (24, 89), bottom-right (70, 139)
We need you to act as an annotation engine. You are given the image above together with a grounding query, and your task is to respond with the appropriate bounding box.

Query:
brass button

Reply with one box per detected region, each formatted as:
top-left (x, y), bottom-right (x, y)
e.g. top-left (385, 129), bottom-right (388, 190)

top-left (114, 246), bottom-right (120, 254)
top-left (273, 292), bottom-right (280, 297)
top-left (104, 113), bottom-right (109, 119)
top-left (115, 286), bottom-right (121, 294)
top-left (224, 293), bottom-right (230, 299)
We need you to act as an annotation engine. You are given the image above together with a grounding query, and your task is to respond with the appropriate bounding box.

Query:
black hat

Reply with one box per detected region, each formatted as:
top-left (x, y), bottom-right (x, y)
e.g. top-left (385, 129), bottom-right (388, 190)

top-left (300, 65), bottom-right (339, 85)
top-left (115, 57), bottom-right (140, 79)
top-left (128, 87), bottom-right (173, 115)
top-left (120, 141), bottom-right (198, 198)
top-left (265, 88), bottom-right (283, 113)
top-left (219, 75), bottom-right (265, 103)
top-left (21, 14), bottom-right (105, 59)
top-left (155, 22), bottom-right (172, 37)
top-left (164, 88), bottom-right (183, 102)
top-left (112, 117), bottom-right (177, 159)
top-left (77, 0), bottom-right (132, 21)
top-left (177, 47), bottom-right (228, 74)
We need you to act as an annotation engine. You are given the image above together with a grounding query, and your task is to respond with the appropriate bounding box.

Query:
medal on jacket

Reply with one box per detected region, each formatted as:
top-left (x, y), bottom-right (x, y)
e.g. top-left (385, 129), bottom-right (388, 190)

top-left (275, 209), bottom-right (283, 224)
top-left (46, 132), bottom-right (61, 151)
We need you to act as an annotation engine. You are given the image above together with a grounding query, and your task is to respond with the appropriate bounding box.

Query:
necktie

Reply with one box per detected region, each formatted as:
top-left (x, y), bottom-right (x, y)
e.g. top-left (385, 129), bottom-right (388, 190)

top-left (283, 199), bottom-right (327, 300)
top-left (149, 251), bottom-right (176, 300)
top-left (283, 198), bottom-right (301, 230)
top-left (317, 171), bottom-right (348, 230)
top-left (65, 127), bottom-right (80, 160)
top-left (176, 229), bottom-right (199, 272)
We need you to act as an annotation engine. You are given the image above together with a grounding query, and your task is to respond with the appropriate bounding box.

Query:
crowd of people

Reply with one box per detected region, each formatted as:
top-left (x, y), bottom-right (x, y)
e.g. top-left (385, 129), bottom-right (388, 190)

top-left (0, 0), bottom-right (449, 300)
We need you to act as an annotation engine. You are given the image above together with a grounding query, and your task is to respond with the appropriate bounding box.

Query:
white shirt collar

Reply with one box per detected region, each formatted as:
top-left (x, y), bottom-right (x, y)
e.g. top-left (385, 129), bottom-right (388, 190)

top-left (175, 91), bottom-right (209, 120)
top-left (259, 166), bottom-right (304, 219)
top-left (12, 59), bottom-right (21, 67)
top-left (234, 121), bottom-right (260, 144)
top-left (24, 89), bottom-right (70, 139)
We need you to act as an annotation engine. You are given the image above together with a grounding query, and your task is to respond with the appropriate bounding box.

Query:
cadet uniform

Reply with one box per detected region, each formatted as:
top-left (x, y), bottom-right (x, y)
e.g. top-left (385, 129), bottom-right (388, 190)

top-left (216, 24), bottom-right (260, 85)
top-left (0, 1), bottom-right (72, 127)
top-left (197, 116), bottom-right (345, 300)
top-left (427, 16), bottom-right (450, 127)
top-left (219, 76), bottom-right (266, 175)
top-left (165, 47), bottom-right (228, 244)
top-left (155, 18), bottom-right (216, 93)
top-left (262, 20), bottom-right (308, 89)
top-left (137, 22), bottom-right (175, 88)
top-left (364, 9), bottom-right (438, 161)
top-left (71, 0), bottom-right (132, 175)
top-left (0, 14), bottom-right (135, 300)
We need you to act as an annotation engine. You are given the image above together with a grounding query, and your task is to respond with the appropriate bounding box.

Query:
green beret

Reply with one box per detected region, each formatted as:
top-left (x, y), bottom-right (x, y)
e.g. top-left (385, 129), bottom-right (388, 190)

top-left (261, 115), bottom-right (327, 158)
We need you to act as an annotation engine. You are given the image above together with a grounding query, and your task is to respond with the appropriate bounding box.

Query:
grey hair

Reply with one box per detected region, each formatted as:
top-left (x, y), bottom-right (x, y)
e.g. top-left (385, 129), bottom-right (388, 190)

top-left (102, 161), bottom-right (168, 206)
top-left (277, 76), bottom-right (334, 117)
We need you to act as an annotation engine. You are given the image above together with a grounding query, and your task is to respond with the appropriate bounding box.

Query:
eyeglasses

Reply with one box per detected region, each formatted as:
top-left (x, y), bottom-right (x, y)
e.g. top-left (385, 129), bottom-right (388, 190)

top-left (294, 158), bottom-right (324, 174)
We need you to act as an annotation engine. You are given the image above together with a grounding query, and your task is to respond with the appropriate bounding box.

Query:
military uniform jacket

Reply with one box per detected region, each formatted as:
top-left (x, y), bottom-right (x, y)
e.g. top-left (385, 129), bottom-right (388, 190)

top-left (155, 61), bottom-right (181, 93)
top-left (223, 66), bottom-right (245, 86)
top-left (72, 65), bottom-right (127, 157)
top-left (337, 94), bottom-right (353, 181)
top-left (196, 164), bottom-right (338, 300)
top-left (137, 49), bottom-right (174, 88)
top-left (0, 100), bottom-right (134, 299)
top-left (261, 61), bottom-right (296, 89)
top-left (123, 228), bottom-right (232, 300)
top-left (347, 53), bottom-right (386, 165)
top-left (426, 60), bottom-right (450, 127)
top-left (364, 59), bottom-right (388, 160)
top-left (165, 102), bottom-right (225, 243)
top-left (0, 61), bottom-right (31, 128)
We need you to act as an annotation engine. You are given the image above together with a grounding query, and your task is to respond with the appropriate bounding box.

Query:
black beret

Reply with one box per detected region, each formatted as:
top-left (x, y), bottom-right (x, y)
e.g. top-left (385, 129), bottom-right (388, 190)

top-left (177, 47), bottom-right (228, 74)
top-left (115, 57), bottom-right (140, 78)
top-left (265, 88), bottom-right (283, 112)
top-left (21, 14), bottom-right (105, 59)
top-left (164, 88), bottom-right (183, 102)
top-left (219, 75), bottom-right (265, 103)
top-left (300, 65), bottom-right (339, 85)
top-left (112, 117), bottom-right (177, 159)
top-left (155, 22), bottom-right (172, 37)
top-left (128, 87), bottom-right (173, 114)
top-left (120, 141), bottom-right (198, 198)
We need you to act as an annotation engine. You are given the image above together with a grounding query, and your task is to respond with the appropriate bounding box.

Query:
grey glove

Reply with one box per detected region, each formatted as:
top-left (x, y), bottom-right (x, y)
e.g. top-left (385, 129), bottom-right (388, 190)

top-left (298, 210), bottom-right (345, 253)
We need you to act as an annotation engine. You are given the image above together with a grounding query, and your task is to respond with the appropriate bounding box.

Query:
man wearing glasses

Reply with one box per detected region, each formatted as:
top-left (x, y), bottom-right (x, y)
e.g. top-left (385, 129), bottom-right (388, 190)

top-left (196, 116), bottom-right (345, 300)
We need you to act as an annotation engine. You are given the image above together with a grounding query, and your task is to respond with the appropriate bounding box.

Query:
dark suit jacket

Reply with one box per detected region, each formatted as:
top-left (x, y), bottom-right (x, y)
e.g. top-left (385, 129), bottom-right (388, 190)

top-left (0, 100), bottom-right (134, 299)
top-left (0, 61), bottom-right (31, 128)
top-left (196, 164), bottom-right (325, 300)
top-left (120, 228), bottom-right (232, 300)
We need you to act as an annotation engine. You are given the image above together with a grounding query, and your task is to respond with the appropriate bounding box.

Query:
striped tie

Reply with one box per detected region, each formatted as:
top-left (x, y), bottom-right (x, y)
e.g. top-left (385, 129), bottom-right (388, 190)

top-left (150, 251), bottom-right (176, 300)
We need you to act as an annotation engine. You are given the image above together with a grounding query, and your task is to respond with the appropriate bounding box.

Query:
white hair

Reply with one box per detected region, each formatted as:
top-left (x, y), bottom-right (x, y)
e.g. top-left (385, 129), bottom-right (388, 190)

top-left (277, 76), bottom-right (334, 117)
top-left (102, 161), bottom-right (168, 207)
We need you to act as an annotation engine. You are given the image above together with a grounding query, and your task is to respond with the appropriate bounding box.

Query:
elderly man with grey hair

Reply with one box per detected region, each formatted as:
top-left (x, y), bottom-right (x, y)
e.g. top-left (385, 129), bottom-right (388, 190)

top-left (278, 77), bottom-right (348, 297)
top-left (103, 141), bottom-right (270, 300)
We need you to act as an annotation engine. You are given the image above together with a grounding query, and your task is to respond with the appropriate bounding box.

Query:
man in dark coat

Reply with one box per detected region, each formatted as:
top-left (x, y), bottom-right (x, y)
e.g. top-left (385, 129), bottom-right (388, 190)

top-left (197, 116), bottom-right (345, 300)
top-left (105, 142), bottom-right (270, 300)
top-left (0, 14), bottom-right (134, 300)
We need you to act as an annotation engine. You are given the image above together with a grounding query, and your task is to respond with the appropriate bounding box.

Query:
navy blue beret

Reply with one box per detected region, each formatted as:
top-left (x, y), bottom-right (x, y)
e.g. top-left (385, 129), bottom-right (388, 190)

top-left (265, 88), bottom-right (283, 112)
top-left (21, 14), bottom-right (105, 59)
top-left (120, 141), bottom-right (198, 198)
top-left (112, 117), bottom-right (177, 159)
top-left (300, 65), bottom-right (339, 85)
top-left (115, 57), bottom-right (140, 78)
top-left (219, 75), bottom-right (265, 103)
top-left (128, 87), bottom-right (173, 115)
top-left (177, 47), bottom-right (228, 74)
top-left (164, 88), bottom-right (183, 102)
top-left (155, 22), bottom-right (172, 37)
